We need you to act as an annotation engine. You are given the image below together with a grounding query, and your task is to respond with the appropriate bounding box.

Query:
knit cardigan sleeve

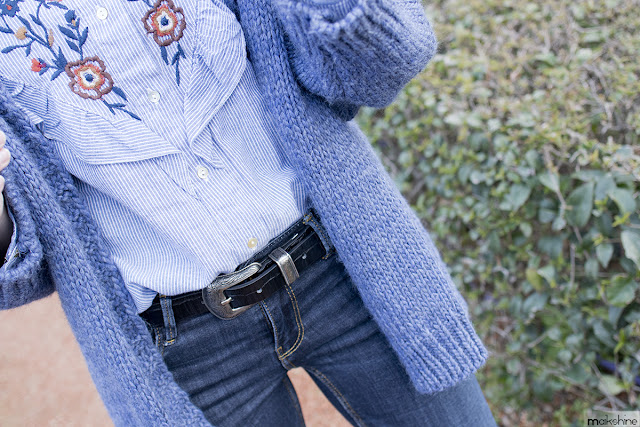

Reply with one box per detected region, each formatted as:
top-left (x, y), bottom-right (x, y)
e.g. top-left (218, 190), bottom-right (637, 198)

top-left (0, 187), bottom-right (52, 310)
top-left (271, 0), bottom-right (437, 111)
top-left (0, 112), bottom-right (53, 310)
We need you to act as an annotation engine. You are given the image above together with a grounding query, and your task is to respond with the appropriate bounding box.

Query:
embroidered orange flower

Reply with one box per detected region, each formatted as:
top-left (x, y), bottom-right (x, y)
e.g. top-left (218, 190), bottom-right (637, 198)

top-left (30, 58), bottom-right (46, 72)
top-left (65, 56), bottom-right (113, 100)
top-left (142, 0), bottom-right (186, 47)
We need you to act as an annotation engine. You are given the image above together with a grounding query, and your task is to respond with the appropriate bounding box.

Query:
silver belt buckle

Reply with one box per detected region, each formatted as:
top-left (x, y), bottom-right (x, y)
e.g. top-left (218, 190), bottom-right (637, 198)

top-left (202, 262), bottom-right (262, 320)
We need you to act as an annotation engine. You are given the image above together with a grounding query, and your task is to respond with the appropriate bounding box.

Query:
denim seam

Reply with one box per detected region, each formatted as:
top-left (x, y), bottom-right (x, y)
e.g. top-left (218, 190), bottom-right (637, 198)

top-left (153, 326), bottom-right (164, 356)
top-left (303, 213), bottom-right (334, 259)
top-left (278, 282), bottom-right (304, 360)
top-left (159, 295), bottom-right (177, 346)
top-left (260, 300), bottom-right (284, 356)
top-left (280, 357), bottom-right (297, 370)
top-left (307, 367), bottom-right (367, 427)
top-left (282, 377), bottom-right (305, 426)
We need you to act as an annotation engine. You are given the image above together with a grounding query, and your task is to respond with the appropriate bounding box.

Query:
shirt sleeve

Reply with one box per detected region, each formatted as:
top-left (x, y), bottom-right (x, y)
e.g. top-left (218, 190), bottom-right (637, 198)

top-left (0, 179), bottom-right (52, 310)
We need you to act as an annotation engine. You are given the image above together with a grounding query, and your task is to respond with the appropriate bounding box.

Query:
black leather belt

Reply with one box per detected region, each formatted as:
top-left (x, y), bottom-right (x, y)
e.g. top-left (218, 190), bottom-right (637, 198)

top-left (140, 212), bottom-right (332, 328)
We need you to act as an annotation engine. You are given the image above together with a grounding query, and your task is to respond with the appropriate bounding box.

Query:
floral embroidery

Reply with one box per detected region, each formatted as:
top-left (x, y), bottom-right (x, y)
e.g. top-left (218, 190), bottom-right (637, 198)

top-left (0, 1), bottom-right (140, 120)
top-left (14, 24), bottom-right (25, 39)
top-left (65, 56), bottom-right (113, 100)
top-left (142, 0), bottom-right (185, 47)
top-left (30, 57), bottom-right (45, 71)
top-left (0, 1), bottom-right (21, 18)
top-left (133, 0), bottom-right (186, 85)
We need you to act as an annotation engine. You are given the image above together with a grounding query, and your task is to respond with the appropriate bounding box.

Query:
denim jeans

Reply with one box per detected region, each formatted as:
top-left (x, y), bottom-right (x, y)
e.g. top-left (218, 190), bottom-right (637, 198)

top-left (146, 214), bottom-right (498, 426)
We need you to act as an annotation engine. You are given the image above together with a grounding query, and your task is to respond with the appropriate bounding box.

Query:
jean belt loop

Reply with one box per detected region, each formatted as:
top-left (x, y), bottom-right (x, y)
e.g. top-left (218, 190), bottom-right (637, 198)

top-left (303, 208), bottom-right (335, 259)
top-left (159, 295), bottom-right (178, 347)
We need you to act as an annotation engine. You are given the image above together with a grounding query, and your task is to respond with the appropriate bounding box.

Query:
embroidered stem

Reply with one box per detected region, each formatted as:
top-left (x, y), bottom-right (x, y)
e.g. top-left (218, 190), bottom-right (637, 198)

top-left (171, 43), bottom-right (185, 86)
top-left (102, 99), bottom-right (141, 121)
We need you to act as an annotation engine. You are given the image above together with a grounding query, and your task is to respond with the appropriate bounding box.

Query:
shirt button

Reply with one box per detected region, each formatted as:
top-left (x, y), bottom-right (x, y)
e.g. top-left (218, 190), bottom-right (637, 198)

top-left (147, 90), bottom-right (161, 103)
top-left (248, 238), bottom-right (258, 249)
top-left (96, 7), bottom-right (108, 20)
top-left (196, 166), bottom-right (209, 180)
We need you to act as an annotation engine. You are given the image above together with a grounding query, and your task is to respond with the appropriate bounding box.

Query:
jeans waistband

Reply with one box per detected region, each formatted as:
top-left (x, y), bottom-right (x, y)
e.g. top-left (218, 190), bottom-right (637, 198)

top-left (143, 206), bottom-right (335, 346)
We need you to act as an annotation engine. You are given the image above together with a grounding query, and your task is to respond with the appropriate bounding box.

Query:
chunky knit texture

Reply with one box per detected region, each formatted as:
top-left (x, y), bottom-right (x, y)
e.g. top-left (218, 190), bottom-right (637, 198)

top-left (0, 0), bottom-right (489, 425)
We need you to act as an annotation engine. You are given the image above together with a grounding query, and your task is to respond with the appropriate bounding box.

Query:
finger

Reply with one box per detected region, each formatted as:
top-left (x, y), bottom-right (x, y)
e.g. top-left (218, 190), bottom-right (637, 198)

top-left (0, 148), bottom-right (10, 171)
top-left (0, 130), bottom-right (5, 148)
top-left (0, 175), bottom-right (4, 193)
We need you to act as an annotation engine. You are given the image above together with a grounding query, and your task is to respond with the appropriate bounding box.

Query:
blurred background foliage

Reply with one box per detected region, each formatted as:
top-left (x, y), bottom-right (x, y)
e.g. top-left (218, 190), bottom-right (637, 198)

top-left (356, 0), bottom-right (640, 425)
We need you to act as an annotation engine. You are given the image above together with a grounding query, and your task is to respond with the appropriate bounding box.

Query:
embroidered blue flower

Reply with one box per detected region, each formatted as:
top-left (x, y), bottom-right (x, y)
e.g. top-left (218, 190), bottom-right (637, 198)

top-left (0, 0), bottom-right (22, 18)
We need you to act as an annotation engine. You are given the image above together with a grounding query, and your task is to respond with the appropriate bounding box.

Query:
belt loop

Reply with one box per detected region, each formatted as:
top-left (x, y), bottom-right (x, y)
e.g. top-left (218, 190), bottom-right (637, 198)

top-left (303, 208), bottom-right (334, 259)
top-left (159, 295), bottom-right (178, 347)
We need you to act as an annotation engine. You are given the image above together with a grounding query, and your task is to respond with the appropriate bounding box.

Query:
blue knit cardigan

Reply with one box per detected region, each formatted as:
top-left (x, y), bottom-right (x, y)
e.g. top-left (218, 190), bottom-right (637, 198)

top-left (0, 0), bottom-right (489, 424)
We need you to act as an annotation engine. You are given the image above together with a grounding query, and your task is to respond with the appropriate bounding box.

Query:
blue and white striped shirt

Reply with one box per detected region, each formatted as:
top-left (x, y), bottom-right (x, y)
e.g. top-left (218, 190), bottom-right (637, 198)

top-left (0, 0), bottom-right (309, 312)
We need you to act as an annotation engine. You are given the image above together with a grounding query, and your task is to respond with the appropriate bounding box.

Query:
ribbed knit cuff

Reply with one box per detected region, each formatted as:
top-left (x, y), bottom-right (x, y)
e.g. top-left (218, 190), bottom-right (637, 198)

top-left (0, 183), bottom-right (49, 310)
top-left (397, 306), bottom-right (489, 394)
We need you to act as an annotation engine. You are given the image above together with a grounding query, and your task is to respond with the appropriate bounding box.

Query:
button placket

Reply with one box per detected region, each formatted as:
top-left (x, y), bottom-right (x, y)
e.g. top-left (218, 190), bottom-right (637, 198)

top-left (248, 237), bottom-right (258, 249)
top-left (147, 89), bottom-right (161, 104)
top-left (96, 6), bottom-right (109, 20)
top-left (196, 165), bottom-right (209, 180)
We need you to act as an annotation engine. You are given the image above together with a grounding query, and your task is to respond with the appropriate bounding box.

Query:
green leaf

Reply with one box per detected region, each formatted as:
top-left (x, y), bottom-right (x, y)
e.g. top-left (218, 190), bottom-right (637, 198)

top-left (614, 329), bottom-right (625, 354)
top-left (501, 184), bottom-right (532, 211)
top-left (596, 243), bottom-right (614, 268)
top-left (539, 171), bottom-right (560, 193)
top-left (519, 222), bottom-right (532, 238)
top-left (598, 375), bottom-right (626, 396)
top-left (551, 215), bottom-right (566, 231)
top-left (537, 236), bottom-right (564, 259)
top-left (605, 276), bottom-right (637, 307)
top-left (523, 292), bottom-right (548, 316)
top-left (620, 230), bottom-right (640, 269)
top-left (537, 265), bottom-right (556, 287)
top-left (526, 268), bottom-right (544, 290)
top-left (538, 208), bottom-right (556, 223)
top-left (593, 321), bottom-right (615, 346)
top-left (585, 258), bottom-right (599, 280)
top-left (608, 188), bottom-right (636, 214)
top-left (566, 182), bottom-right (594, 227)
top-left (595, 175), bottom-right (616, 201)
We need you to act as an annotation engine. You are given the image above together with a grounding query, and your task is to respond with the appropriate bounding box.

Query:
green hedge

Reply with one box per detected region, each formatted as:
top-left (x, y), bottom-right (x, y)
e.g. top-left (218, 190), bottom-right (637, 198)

top-left (356, 0), bottom-right (640, 423)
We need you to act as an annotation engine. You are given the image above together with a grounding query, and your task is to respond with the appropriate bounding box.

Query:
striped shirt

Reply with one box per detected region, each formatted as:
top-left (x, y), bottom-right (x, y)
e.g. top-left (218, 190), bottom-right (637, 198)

top-left (0, 0), bottom-right (309, 312)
